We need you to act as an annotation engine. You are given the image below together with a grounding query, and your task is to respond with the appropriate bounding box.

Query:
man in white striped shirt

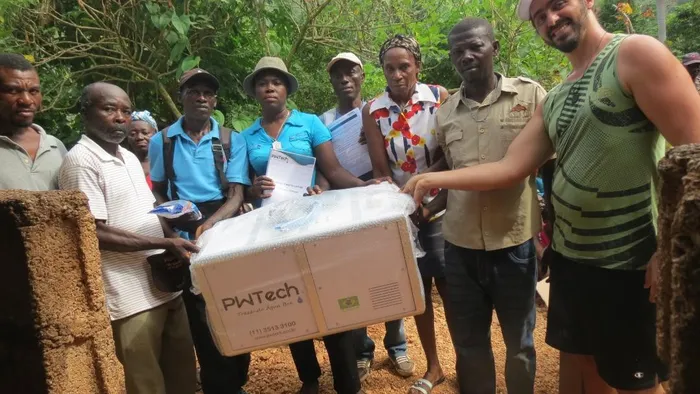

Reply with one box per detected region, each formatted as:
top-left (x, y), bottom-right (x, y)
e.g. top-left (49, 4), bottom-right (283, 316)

top-left (59, 82), bottom-right (198, 394)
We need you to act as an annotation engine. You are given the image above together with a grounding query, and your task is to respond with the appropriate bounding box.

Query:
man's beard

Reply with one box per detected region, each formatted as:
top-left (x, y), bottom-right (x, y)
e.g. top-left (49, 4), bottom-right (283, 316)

top-left (90, 125), bottom-right (128, 144)
top-left (544, 19), bottom-right (583, 53)
top-left (11, 118), bottom-right (34, 128)
top-left (543, 7), bottom-right (589, 53)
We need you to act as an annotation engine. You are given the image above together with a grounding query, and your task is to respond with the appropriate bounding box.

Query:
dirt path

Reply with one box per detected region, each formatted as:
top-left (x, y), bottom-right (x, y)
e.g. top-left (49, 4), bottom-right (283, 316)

top-left (243, 291), bottom-right (559, 393)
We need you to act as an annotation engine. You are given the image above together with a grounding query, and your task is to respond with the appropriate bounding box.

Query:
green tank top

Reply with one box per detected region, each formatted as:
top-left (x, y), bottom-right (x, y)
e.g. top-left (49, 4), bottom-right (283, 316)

top-left (543, 34), bottom-right (665, 270)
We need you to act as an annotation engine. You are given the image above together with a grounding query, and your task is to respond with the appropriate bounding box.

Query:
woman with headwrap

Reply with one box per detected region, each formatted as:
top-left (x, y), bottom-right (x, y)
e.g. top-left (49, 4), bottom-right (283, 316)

top-left (362, 34), bottom-right (449, 394)
top-left (127, 110), bottom-right (157, 189)
top-left (241, 56), bottom-right (384, 394)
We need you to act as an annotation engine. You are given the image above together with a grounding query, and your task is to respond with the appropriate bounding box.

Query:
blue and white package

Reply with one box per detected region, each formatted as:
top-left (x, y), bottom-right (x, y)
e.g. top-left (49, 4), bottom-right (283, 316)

top-left (149, 200), bottom-right (203, 221)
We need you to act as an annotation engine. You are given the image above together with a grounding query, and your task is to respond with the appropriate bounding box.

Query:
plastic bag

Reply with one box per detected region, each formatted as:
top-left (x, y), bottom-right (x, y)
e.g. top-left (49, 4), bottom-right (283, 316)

top-left (193, 183), bottom-right (426, 264)
top-left (149, 200), bottom-right (202, 221)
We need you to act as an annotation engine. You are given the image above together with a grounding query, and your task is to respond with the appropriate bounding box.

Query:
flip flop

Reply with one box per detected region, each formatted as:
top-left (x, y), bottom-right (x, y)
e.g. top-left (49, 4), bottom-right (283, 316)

top-left (408, 377), bottom-right (445, 394)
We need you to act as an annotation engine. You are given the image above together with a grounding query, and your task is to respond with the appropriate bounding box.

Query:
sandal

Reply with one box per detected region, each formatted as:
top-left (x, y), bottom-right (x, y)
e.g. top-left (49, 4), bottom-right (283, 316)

top-left (408, 377), bottom-right (445, 394)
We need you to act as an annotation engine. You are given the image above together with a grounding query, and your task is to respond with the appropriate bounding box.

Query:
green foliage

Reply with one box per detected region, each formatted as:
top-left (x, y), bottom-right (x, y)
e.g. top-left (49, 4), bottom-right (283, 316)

top-left (0, 0), bottom-right (692, 143)
top-left (667, 2), bottom-right (700, 56)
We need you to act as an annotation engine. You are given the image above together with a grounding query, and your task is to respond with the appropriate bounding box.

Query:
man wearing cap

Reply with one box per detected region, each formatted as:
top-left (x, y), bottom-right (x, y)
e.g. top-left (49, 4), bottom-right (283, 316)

top-left (149, 68), bottom-right (252, 394)
top-left (682, 52), bottom-right (700, 93)
top-left (320, 53), bottom-right (373, 183)
top-left (403, 0), bottom-right (700, 393)
top-left (320, 53), bottom-right (365, 130)
top-left (320, 52), bottom-right (412, 381)
top-left (0, 53), bottom-right (67, 191)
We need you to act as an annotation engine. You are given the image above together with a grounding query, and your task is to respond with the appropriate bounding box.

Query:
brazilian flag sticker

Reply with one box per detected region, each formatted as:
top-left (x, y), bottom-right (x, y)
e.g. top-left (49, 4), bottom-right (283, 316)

top-left (338, 296), bottom-right (360, 311)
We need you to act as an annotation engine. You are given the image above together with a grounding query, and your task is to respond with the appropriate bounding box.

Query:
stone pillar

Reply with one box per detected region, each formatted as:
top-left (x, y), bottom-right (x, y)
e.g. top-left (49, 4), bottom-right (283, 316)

top-left (657, 144), bottom-right (700, 394)
top-left (0, 190), bottom-right (123, 393)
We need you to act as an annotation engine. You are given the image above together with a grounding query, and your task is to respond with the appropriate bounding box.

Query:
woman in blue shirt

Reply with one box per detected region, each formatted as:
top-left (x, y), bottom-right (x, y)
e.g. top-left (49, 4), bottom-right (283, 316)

top-left (242, 57), bottom-right (377, 394)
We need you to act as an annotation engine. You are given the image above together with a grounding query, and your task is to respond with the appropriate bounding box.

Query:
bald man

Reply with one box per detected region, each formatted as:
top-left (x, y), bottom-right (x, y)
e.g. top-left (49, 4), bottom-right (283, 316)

top-left (59, 82), bottom-right (198, 394)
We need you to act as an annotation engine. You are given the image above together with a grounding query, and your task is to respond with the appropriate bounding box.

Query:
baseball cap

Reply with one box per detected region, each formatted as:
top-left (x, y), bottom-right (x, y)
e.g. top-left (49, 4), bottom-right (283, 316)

top-left (179, 68), bottom-right (220, 90)
top-left (517, 0), bottom-right (533, 20)
top-left (682, 52), bottom-right (700, 66)
top-left (326, 52), bottom-right (363, 73)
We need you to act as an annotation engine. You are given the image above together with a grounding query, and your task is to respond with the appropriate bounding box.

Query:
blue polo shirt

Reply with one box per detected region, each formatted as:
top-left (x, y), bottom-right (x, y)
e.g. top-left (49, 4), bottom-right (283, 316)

top-left (149, 117), bottom-right (251, 203)
top-left (242, 110), bottom-right (332, 184)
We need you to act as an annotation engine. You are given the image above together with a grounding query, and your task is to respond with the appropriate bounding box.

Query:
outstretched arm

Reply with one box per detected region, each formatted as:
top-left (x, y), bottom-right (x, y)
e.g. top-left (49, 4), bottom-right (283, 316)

top-left (402, 103), bottom-right (553, 204)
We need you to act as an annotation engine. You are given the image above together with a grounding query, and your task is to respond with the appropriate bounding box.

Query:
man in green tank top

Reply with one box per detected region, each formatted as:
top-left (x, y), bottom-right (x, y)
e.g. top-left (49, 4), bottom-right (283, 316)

top-left (402, 0), bottom-right (700, 392)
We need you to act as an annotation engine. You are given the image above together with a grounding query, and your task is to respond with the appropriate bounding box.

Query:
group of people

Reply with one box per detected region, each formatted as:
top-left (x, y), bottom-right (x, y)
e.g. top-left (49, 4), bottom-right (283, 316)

top-left (2, 0), bottom-right (700, 393)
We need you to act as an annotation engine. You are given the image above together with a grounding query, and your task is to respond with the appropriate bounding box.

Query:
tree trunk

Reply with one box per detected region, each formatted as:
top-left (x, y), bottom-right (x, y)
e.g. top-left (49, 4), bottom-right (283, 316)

top-left (656, 0), bottom-right (667, 42)
top-left (156, 81), bottom-right (181, 119)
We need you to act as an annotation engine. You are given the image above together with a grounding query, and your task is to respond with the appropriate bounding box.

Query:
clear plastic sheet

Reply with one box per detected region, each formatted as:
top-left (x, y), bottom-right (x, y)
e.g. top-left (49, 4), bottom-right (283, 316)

top-left (191, 183), bottom-right (425, 288)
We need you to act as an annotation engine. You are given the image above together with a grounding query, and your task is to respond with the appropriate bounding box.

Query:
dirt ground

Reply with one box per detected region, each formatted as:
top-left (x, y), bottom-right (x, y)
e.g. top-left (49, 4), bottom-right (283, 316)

top-left (242, 289), bottom-right (559, 394)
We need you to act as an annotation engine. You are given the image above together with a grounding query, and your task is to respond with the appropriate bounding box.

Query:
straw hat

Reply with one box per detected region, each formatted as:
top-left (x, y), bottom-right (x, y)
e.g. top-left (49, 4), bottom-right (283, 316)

top-left (243, 57), bottom-right (299, 97)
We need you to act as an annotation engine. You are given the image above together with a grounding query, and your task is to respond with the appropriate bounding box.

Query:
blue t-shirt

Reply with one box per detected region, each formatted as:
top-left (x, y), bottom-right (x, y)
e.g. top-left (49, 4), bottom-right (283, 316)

top-left (242, 110), bottom-right (332, 184)
top-left (149, 117), bottom-right (251, 203)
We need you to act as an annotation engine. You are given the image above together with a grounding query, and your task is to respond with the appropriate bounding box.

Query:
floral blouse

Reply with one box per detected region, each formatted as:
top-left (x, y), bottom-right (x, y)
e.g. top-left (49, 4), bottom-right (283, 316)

top-left (368, 83), bottom-right (443, 199)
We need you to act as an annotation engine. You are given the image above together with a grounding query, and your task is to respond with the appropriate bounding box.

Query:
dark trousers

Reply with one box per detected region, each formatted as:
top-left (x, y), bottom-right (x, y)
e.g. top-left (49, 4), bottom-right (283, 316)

top-left (289, 331), bottom-right (360, 394)
top-left (444, 240), bottom-right (537, 394)
top-left (182, 288), bottom-right (250, 394)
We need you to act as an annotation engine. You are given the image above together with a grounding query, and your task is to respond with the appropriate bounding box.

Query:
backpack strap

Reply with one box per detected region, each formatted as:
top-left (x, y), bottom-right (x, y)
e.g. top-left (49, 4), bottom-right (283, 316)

top-left (161, 126), bottom-right (179, 200)
top-left (211, 125), bottom-right (232, 191)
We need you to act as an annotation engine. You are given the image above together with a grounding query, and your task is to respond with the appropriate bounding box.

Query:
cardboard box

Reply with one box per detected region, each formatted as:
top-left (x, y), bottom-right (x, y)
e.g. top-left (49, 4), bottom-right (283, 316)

top-left (192, 186), bottom-right (425, 356)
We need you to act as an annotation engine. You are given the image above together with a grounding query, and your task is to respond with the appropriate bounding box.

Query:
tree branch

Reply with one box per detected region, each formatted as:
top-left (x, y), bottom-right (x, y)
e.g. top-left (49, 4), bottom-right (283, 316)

top-left (284, 0), bottom-right (334, 66)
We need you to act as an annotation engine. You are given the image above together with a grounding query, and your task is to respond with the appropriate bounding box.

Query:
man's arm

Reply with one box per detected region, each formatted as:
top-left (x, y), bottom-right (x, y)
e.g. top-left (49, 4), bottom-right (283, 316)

top-left (424, 189), bottom-right (447, 217)
top-left (195, 183), bottom-right (245, 237)
top-left (95, 220), bottom-right (198, 260)
top-left (315, 141), bottom-right (367, 188)
top-left (618, 35), bottom-right (700, 145)
top-left (152, 181), bottom-right (169, 205)
top-left (402, 104), bottom-right (553, 204)
top-left (315, 170), bottom-right (332, 191)
top-left (95, 220), bottom-right (171, 252)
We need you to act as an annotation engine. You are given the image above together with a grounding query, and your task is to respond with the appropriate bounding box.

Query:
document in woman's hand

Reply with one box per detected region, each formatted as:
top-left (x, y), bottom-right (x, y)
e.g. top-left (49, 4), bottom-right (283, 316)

top-left (262, 150), bottom-right (316, 207)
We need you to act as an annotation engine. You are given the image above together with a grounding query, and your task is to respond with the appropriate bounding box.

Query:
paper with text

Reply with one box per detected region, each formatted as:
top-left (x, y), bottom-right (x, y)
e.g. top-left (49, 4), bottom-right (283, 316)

top-left (263, 150), bottom-right (316, 207)
top-left (328, 108), bottom-right (372, 178)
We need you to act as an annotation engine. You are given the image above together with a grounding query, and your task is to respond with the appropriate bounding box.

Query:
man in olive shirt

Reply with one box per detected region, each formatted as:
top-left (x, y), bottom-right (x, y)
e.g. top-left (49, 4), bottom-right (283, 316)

top-left (0, 53), bottom-right (66, 190)
top-left (436, 19), bottom-right (545, 394)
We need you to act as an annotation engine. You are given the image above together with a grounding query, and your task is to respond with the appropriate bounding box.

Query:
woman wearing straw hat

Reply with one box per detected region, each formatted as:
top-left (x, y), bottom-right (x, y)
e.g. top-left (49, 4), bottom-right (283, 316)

top-left (241, 56), bottom-right (379, 394)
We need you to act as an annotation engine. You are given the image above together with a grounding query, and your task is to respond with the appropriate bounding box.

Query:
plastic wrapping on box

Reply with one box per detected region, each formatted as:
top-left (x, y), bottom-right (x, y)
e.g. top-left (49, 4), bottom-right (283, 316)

top-left (189, 183), bottom-right (427, 355)
top-left (191, 183), bottom-right (422, 290)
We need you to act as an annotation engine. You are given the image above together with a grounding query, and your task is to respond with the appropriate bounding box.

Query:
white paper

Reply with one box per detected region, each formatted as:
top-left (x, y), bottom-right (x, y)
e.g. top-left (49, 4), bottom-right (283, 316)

top-left (328, 108), bottom-right (372, 178)
top-left (262, 150), bottom-right (316, 207)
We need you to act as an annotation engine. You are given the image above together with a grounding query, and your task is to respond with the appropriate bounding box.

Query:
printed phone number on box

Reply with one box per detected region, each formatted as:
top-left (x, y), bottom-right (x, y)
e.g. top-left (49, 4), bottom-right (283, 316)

top-left (249, 321), bottom-right (297, 338)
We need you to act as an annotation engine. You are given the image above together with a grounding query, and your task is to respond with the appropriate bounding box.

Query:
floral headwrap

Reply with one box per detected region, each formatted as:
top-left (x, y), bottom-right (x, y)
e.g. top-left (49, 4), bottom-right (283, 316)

top-left (130, 110), bottom-right (157, 130)
top-left (379, 34), bottom-right (422, 65)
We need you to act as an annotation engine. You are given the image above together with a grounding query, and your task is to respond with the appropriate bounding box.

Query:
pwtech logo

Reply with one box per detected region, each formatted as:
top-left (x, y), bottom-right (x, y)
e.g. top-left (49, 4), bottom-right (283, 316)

top-left (222, 282), bottom-right (301, 311)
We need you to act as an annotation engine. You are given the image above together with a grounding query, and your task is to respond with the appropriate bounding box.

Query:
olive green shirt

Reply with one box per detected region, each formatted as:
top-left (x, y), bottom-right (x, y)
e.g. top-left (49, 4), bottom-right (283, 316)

top-left (0, 124), bottom-right (67, 191)
top-left (436, 74), bottom-right (546, 251)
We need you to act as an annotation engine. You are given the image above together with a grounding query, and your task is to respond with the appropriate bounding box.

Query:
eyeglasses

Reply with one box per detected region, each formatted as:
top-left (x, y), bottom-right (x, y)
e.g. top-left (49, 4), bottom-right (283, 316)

top-left (184, 89), bottom-right (217, 99)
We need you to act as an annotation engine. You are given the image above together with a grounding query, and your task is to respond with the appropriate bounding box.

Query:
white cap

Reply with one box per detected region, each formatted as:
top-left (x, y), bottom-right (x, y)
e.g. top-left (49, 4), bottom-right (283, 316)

top-left (517, 0), bottom-right (532, 20)
top-left (326, 52), bottom-right (363, 73)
